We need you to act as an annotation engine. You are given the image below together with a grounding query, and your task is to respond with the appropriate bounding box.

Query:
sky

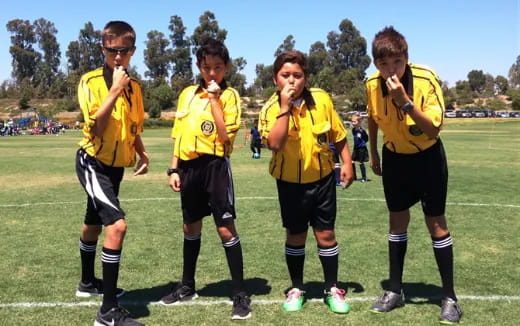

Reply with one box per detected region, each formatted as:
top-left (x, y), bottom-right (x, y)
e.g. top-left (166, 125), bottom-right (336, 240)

top-left (0, 0), bottom-right (518, 88)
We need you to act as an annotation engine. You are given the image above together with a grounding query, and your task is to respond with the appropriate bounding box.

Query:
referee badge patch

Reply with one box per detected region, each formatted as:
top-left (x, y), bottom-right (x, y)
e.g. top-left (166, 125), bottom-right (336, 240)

top-left (201, 120), bottom-right (215, 135)
top-left (317, 133), bottom-right (328, 145)
top-left (409, 125), bottom-right (423, 136)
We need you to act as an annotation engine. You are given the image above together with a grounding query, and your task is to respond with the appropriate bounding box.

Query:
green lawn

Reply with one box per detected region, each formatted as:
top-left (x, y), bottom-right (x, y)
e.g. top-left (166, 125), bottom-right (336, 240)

top-left (0, 118), bottom-right (519, 325)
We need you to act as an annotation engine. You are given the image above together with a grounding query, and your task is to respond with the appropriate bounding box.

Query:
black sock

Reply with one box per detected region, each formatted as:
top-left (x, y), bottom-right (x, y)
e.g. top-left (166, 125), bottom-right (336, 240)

top-left (432, 233), bottom-right (457, 301)
top-left (285, 244), bottom-right (305, 289)
top-left (352, 163), bottom-right (357, 180)
top-left (182, 235), bottom-right (201, 289)
top-left (223, 236), bottom-right (245, 295)
top-left (388, 233), bottom-right (407, 293)
top-left (318, 243), bottom-right (339, 289)
top-left (79, 238), bottom-right (97, 284)
top-left (100, 247), bottom-right (121, 313)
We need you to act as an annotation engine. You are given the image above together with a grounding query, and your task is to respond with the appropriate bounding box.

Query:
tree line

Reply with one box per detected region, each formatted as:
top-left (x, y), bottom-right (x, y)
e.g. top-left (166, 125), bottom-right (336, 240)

top-left (2, 11), bottom-right (520, 118)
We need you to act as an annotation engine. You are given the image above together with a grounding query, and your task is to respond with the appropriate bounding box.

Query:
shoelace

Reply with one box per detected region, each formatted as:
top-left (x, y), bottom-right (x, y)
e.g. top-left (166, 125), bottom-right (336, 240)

top-left (286, 289), bottom-right (302, 302)
top-left (331, 288), bottom-right (346, 300)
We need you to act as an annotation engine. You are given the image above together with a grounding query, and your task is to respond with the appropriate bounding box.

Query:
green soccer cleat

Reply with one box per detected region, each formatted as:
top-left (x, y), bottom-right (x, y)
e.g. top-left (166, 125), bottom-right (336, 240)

top-left (325, 286), bottom-right (350, 314)
top-left (282, 288), bottom-right (305, 312)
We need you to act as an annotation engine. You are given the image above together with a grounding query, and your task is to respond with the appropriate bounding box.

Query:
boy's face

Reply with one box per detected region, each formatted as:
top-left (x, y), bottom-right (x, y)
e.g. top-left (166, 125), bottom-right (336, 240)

top-left (198, 55), bottom-right (228, 85)
top-left (102, 36), bottom-right (135, 71)
top-left (274, 62), bottom-right (306, 99)
top-left (374, 54), bottom-right (407, 80)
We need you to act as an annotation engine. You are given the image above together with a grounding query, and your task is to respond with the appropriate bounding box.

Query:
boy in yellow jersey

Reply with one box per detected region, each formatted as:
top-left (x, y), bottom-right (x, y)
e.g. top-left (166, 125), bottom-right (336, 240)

top-left (75, 21), bottom-right (149, 326)
top-left (259, 50), bottom-right (354, 314)
top-left (161, 39), bottom-right (251, 320)
top-left (366, 26), bottom-right (462, 324)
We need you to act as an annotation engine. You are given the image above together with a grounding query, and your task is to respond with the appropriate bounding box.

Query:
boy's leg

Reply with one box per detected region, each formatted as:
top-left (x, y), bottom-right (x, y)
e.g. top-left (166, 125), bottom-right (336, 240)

top-left (360, 163), bottom-right (367, 181)
top-left (218, 224), bottom-right (245, 295)
top-left (352, 163), bottom-right (357, 180)
top-left (182, 221), bottom-right (203, 288)
top-left (314, 229), bottom-right (339, 289)
top-left (100, 219), bottom-right (126, 313)
top-left (79, 223), bottom-right (101, 284)
top-left (388, 210), bottom-right (410, 294)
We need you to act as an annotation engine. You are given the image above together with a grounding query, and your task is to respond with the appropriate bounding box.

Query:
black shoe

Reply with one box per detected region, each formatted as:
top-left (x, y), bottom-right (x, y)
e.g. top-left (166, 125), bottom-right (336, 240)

top-left (370, 290), bottom-right (405, 313)
top-left (231, 292), bottom-right (252, 320)
top-left (439, 297), bottom-right (463, 324)
top-left (160, 282), bottom-right (198, 305)
top-left (76, 278), bottom-right (125, 298)
top-left (94, 306), bottom-right (144, 326)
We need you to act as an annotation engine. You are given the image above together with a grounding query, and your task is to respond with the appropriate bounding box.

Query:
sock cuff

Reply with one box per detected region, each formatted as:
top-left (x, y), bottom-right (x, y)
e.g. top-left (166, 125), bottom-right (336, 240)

top-left (101, 247), bottom-right (121, 264)
top-left (318, 243), bottom-right (339, 257)
top-left (388, 232), bottom-right (408, 242)
top-left (223, 236), bottom-right (240, 248)
top-left (184, 234), bottom-right (201, 241)
top-left (79, 239), bottom-right (97, 252)
top-left (432, 234), bottom-right (453, 248)
top-left (285, 245), bottom-right (305, 256)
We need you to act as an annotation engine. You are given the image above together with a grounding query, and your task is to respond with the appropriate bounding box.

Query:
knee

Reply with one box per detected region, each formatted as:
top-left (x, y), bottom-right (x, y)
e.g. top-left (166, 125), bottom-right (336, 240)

top-left (107, 219), bottom-right (127, 239)
top-left (81, 224), bottom-right (102, 240)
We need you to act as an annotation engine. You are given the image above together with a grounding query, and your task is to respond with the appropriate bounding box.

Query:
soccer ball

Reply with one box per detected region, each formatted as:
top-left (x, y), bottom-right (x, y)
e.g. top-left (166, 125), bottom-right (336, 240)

top-left (253, 153), bottom-right (260, 159)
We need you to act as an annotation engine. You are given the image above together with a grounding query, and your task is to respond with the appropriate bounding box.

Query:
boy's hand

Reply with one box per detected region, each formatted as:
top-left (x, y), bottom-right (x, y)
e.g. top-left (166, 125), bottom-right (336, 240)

top-left (207, 80), bottom-right (221, 99)
top-left (280, 83), bottom-right (295, 111)
top-left (134, 152), bottom-right (149, 176)
top-left (386, 75), bottom-right (408, 107)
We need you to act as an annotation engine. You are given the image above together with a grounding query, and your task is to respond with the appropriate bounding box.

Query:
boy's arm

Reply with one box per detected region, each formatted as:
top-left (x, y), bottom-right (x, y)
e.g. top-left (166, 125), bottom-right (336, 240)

top-left (266, 85), bottom-right (293, 151)
top-left (334, 137), bottom-right (354, 189)
top-left (167, 147), bottom-right (181, 192)
top-left (91, 67), bottom-right (130, 136)
top-left (368, 117), bottom-right (381, 176)
top-left (207, 80), bottom-right (231, 146)
top-left (133, 135), bottom-right (149, 176)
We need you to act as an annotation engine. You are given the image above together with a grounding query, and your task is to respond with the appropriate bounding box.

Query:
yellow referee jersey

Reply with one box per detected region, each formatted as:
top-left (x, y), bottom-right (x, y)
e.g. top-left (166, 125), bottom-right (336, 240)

top-left (259, 88), bottom-right (347, 184)
top-left (366, 63), bottom-right (444, 154)
top-left (171, 81), bottom-right (241, 160)
top-left (77, 66), bottom-right (144, 167)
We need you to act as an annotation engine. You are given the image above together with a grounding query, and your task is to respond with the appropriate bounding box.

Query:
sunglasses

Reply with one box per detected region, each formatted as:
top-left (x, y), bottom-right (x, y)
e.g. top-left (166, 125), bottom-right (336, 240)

top-left (103, 46), bottom-right (134, 55)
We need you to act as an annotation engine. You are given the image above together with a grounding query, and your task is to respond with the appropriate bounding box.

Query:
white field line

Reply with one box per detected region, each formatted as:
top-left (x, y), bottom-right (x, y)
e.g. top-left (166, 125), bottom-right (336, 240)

top-left (1, 197), bottom-right (519, 209)
top-left (1, 295), bottom-right (520, 308)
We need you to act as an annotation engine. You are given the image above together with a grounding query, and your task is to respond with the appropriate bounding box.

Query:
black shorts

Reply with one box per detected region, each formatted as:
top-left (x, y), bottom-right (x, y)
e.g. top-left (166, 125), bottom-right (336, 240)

top-left (276, 172), bottom-right (337, 234)
top-left (178, 155), bottom-right (236, 226)
top-left (352, 146), bottom-right (369, 163)
top-left (382, 139), bottom-right (448, 216)
top-left (76, 148), bottom-right (125, 226)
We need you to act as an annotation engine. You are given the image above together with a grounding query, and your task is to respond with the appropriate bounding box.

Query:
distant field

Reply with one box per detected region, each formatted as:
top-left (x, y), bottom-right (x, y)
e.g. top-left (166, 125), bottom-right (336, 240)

top-left (0, 118), bottom-right (519, 325)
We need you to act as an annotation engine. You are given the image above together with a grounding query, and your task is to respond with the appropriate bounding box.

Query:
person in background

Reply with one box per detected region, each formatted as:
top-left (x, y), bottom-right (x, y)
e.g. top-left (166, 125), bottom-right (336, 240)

top-left (250, 120), bottom-right (262, 158)
top-left (365, 26), bottom-right (462, 324)
top-left (351, 114), bottom-right (370, 182)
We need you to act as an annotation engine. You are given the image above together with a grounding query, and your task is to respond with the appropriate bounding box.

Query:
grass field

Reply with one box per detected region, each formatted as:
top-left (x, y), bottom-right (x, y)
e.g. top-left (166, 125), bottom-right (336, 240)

top-left (0, 118), bottom-right (519, 325)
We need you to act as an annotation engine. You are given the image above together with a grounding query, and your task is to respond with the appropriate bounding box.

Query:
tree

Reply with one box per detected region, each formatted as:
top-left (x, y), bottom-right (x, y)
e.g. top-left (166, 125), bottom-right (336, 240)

top-left (326, 19), bottom-right (370, 77)
top-left (274, 35), bottom-right (295, 57)
top-left (307, 41), bottom-right (328, 77)
top-left (467, 70), bottom-right (486, 93)
top-left (494, 75), bottom-right (509, 95)
top-left (508, 55), bottom-right (520, 89)
top-left (225, 57), bottom-right (248, 95)
top-left (33, 18), bottom-right (61, 92)
top-left (6, 19), bottom-right (40, 84)
top-left (454, 80), bottom-right (474, 105)
top-left (143, 30), bottom-right (172, 80)
top-left (168, 15), bottom-right (193, 97)
top-left (66, 22), bottom-right (103, 76)
top-left (191, 11), bottom-right (227, 55)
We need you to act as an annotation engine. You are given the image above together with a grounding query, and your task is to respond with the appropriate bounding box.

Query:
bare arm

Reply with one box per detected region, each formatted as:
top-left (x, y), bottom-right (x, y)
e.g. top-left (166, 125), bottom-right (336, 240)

top-left (207, 80), bottom-right (230, 146)
top-left (368, 117), bottom-right (382, 176)
top-left (167, 144), bottom-right (181, 192)
top-left (133, 135), bottom-right (149, 176)
top-left (267, 84), bottom-right (293, 151)
top-left (334, 138), bottom-right (354, 189)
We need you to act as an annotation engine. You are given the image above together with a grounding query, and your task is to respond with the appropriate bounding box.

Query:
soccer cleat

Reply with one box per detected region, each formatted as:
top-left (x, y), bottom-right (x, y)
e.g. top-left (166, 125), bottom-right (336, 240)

top-left (159, 282), bottom-right (198, 305)
top-left (370, 290), bottom-right (405, 313)
top-left (439, 297), bottom-right (463, 324)
top-left (282, 288), bottom-right (305, 312)
top-left (94, 306), bottom-right (144, 326)
top-left (76, 278), bottom-right (125, 298)
top-left (231, 292), bottom-right (252, 320)
top-left (324, 286), bottom-right (350, 314)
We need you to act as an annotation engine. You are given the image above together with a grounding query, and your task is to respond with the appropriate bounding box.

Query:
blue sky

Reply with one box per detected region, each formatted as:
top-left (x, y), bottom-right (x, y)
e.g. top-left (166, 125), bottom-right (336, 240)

top-left (0, 0), bottom-right (518, 87)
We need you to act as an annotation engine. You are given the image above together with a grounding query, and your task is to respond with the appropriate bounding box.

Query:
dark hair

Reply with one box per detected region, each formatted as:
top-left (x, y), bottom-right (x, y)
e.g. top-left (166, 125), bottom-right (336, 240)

top-left (196, 39), bottom-right (230, 65)
top-left (371, 26), bottom-right (408, 61)
top-left (273, 50), bottom-right (307, 77)
top-left (102, 21), bottom-right (136, 47)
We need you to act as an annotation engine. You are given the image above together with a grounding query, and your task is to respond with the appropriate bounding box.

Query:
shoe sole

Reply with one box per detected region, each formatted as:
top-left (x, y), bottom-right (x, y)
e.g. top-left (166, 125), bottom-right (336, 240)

top-left (159, 293), bottom-right (198, 305)
top-left (231, 312), bottom-right (252, 320)
top-left (76, 290), bottom-right (126, 298)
